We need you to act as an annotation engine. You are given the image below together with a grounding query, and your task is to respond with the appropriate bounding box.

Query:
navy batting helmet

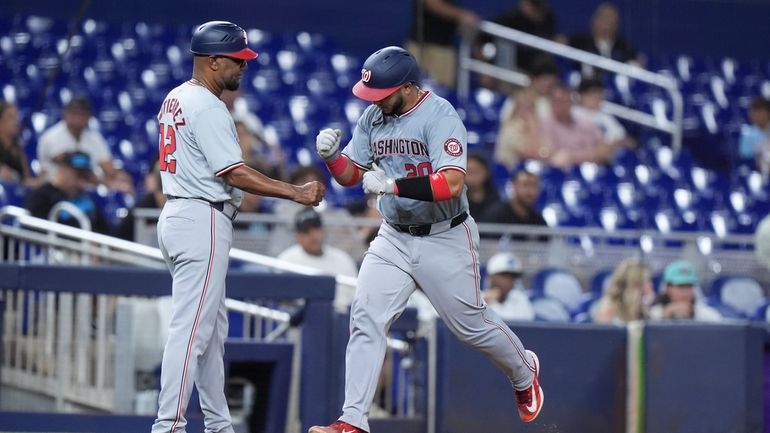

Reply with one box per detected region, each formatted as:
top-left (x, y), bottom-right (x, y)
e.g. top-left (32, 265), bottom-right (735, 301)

top-left (190, 21), bottom-right (258, 60)
top-left (353, 46), bottom-right (420, 102)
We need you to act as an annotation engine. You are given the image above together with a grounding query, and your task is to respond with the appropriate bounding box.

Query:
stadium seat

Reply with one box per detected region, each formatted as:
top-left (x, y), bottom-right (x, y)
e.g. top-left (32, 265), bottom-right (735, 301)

top-left (754, 302), bottom-right (770, 322)
top-left (590, 270), bottom-right (613, 297)
top-left (571, 295), bottom-right (601, 323)
top-left (708, 275), bottom-right (766, 317)
top-left (530, 295), bottom-right (572, 322)
top-left (530, 267), bottom-right (585, 314)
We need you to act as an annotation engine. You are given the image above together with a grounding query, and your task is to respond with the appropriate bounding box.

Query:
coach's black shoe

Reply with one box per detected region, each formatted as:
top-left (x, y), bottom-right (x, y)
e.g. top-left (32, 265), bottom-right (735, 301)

top-left (515, 349), bottom-right (544, 422)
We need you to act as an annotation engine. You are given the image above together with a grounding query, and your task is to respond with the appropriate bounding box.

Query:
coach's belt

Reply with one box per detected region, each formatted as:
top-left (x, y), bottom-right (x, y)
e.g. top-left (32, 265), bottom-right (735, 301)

top-left (390, 211), bottom-right (468, 237)
top-left (166, 195), bottom-right (239, 221)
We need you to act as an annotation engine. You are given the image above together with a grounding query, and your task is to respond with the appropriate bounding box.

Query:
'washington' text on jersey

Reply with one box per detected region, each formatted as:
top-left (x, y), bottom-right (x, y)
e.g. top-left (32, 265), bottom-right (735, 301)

top-left (372, 138), bottom-right (429, 158)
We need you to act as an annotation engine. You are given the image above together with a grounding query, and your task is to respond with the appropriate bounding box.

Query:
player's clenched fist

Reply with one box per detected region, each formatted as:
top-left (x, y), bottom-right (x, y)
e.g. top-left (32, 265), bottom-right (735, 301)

top-left (362, 169), bottom-right (396, 195)
top-left (315, 128), bottom-right (341, 160)
top-left (294, 181), bottom-right (326, 206)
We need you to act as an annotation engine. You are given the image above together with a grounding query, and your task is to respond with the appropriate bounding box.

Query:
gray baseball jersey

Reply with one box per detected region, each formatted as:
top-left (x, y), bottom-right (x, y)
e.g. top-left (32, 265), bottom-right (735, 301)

top-left (158, 80), bottom-right (245, 207)
top-left (343, 91), bottom-right (469, 225)
top-left (334, 91), bottom-right (537, 432)
top-left (152, 79), bottom-right (241, 433)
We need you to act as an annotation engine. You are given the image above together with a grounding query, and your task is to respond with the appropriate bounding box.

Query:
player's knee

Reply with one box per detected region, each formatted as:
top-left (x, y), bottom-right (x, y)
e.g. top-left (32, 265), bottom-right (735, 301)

top-left (446, 320), bottom-right (487, 346)
top-left (351, 306), bottom-right (394, 335)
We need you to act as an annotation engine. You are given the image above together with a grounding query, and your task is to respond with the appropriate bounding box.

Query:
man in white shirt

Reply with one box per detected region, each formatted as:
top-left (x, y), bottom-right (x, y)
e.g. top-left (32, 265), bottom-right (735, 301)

top-left (278, 207), bottom-right (359, 312)
top-left (483, 252), bottom-right (535, 321)
top-left (37, 96), bottom-right (133, 192)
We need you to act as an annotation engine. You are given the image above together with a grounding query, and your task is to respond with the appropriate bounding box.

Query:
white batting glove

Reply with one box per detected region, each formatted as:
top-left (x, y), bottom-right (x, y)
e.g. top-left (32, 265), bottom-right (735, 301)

top-left (362, 169), bottom-right (396, 195)
top-left (315, 128), bottom-right (341, 161)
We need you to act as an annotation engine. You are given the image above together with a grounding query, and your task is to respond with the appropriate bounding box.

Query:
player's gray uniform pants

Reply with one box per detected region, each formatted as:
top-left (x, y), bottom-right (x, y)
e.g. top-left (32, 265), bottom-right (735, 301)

top-left (152, 199), bottom-right (234, 433)
top-left (339, 216), bottom-right (536, 432)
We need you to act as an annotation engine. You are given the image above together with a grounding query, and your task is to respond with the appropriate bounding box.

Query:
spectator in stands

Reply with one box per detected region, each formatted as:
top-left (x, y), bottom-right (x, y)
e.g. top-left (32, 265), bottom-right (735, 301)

top-left (466, 152), bottom-right (503, 219)
top-left (222, 89), bottom-right (287, 180)
top-left (594, 258), bottom-right (654, 324)
top-left (277, 207), bottom-right (359, 312)
top-left (483, 252), bottom-right (535, 321)
top-left (649, 260), bottom-right (722, 322)
top-left (405, 0), bottom-right (480, 87)
top-left (24, 151), bottom-right (110, 234)
top-left (115, 161), bottom-right (166, 240)
top-left (498, 55), bottom-right (559, 122)
top-left (540, 84), bottom-right (614, 168)
top-left (738, 97), bottom-right (770, 173)
top-left (573, 77), bottom-right (635, 149)
top-left (485, 0), bottom-right (562, 73)
top-left (37, 96), bottom-right (133, 194)
top-left (481, 169), bottom-right (548, 239)
top-left (567, 2), bottom-right (643, 79)
top-left (0, 101), bottom-right (37, 186)
top-left (494, 88), bottom-right (547, 168)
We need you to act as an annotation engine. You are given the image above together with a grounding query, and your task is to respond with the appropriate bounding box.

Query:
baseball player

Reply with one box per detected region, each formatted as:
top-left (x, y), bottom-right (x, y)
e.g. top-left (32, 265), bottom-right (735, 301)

top-left (309, 46), bottom-right (543, 433)
top-left (152, 21), bottom-right (325, 433)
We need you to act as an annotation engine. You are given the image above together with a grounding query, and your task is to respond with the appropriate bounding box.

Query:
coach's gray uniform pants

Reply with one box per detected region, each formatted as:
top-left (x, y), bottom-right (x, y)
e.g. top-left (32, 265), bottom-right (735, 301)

top-left (339, 217), bottom-right (536, 432)
top-left (152, 199), bottom-right (234, 433)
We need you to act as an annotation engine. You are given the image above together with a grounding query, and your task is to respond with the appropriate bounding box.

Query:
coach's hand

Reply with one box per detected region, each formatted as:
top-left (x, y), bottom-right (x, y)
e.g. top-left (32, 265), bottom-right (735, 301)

top-left (294, 181), bottom-right (326, 206)
top-left (316, 128), bottom-right (341, 160)
top-left (362, 169), bottom-right (396, 195)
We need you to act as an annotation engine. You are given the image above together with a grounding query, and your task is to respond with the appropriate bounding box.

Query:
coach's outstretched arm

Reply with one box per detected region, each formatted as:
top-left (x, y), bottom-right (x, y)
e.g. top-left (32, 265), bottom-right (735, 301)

top-left (316, 128), bottom-right (365, 186)
top-left (223, 165), bottom-right (325, 206)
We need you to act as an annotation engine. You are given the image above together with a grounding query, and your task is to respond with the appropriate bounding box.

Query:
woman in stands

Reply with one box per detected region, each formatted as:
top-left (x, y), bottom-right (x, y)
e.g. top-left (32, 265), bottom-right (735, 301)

top-left (0, 101), bottom-right (38, 186)
top-left (494, 88), bottom-right (547, 168)
top-left (594, 258), bottom-right (654, 323)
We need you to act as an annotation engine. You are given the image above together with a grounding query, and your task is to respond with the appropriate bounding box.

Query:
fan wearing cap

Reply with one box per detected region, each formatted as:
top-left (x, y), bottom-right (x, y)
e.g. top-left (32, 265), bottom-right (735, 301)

top-left (152, 21), bottom-right (324, 433)
top-left (277, 208), bottom-right (359, 312)
top-left (483, 252), bottom-right (535, 321)
top-left (24, 151), bottom-right (110, 234)
top-left (649, 260), bottom-right (722, 322)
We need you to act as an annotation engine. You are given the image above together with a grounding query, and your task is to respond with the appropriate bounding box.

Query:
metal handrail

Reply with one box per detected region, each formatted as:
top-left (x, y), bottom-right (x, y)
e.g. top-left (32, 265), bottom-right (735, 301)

top-left (1, 205), bottom-right (358, 291)
top-left (1, 205), bottom-right (164, 260)
top-left (48, 201), bottom-right (92, 232)
top-left (458, 20), bottom-right (684, 152)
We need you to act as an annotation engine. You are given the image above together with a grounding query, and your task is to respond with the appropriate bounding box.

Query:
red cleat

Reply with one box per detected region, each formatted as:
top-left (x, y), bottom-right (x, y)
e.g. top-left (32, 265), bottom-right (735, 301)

top-left (308, 420), bottom-right (368, 433)
top-left (515, 350), bottom-right (544, 422)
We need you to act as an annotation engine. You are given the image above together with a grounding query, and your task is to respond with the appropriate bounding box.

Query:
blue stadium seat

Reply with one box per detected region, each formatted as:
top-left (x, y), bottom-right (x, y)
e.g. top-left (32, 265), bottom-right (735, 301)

top-left (754, 302), bottom-right (770, 322)
top-left (708, 275), bottom-right (766, 317)
top-left (590, 270), bottom-right (613, 298)
top-left (530, 295), bottom-right (571, 322)
top-left (530, 267), bottom-right (586, 314)
top-left (571, 295), bottom-right (601, 323)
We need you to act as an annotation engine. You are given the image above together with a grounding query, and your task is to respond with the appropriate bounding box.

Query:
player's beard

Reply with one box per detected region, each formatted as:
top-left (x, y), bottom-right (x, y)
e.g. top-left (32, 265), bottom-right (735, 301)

top-left (224, 74), bottom-right (241, 91)
top-left (383, 94), bottom-right (405, 116)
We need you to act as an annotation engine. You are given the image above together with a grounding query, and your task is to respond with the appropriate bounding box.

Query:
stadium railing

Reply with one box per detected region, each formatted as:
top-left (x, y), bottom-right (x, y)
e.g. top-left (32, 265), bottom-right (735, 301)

top-left (457, 20), bottom-right (684, 152)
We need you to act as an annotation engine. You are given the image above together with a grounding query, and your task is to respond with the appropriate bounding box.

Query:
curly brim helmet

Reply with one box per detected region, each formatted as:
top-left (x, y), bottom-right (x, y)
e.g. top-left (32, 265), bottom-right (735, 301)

top-left (190, 21), bottom-right (258, 61)
top-left (353, 46), bottom-right (420, 102)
